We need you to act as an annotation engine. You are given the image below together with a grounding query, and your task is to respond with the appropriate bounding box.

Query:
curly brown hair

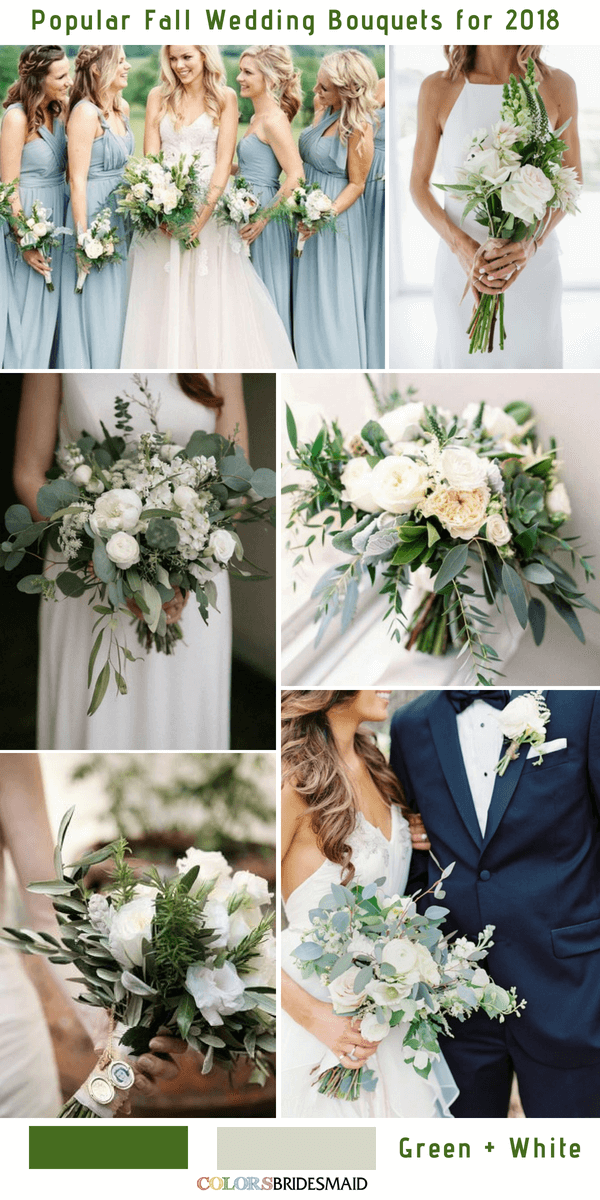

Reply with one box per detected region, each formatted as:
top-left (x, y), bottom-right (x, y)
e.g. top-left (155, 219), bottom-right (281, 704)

top-left (176, 374), bottom-right (223, 410)
top-left (282, 691), bottom-right (408, 884)
top-left (3, 45), bottom-right (67, 136)
top-left (443, 45), bottom-right (547, 82)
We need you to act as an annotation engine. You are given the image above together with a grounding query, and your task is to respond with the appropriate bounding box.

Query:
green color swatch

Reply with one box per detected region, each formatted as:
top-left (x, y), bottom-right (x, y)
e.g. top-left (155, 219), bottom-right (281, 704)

top-left (29, 1126), bottom-right (188, 1170)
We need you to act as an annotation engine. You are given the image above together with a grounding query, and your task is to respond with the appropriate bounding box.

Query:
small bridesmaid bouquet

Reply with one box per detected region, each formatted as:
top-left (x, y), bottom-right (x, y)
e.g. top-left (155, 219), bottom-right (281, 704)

top-left (75, 207), bottom-right (123, 293)
top-left (271, 181), bottom-right (337, 256)
top-left (13, 199), bottom-right (71, 291)
top-left (0, 179), bottom-right (17, 224)
top-left (214, 176), bottom-right (261, 255)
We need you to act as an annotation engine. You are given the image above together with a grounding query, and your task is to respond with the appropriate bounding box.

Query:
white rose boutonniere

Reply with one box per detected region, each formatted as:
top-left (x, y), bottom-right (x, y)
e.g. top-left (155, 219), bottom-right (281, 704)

top-left (494, 691), bottom-right (551, 776)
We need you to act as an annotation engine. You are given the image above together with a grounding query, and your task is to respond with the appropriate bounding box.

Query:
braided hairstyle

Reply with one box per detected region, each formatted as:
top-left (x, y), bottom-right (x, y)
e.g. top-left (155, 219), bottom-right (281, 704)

top-left (239, 46), bottom-right (302, 122)
top-left (68, 45), bottom-right (125, 119)
top-left (3, 45), bottom-right (67, 135)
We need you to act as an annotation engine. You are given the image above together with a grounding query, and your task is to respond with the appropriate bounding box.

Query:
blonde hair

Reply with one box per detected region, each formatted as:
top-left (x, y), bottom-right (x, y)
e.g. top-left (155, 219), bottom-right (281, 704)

top-left (320, 49), bottom-right (379, 145)
top-left (443, 46), bottom-right (547, 81)
top-left (239, 45), bottom-right (302, 122)
top-left (159, 45), bottom-right (227, 127)
top-left (68, 45), bottom-right (125, 118)
top-left (282, 691), bottom-right (409, 885)
top-left (4, 45), bottom-right (67, 135)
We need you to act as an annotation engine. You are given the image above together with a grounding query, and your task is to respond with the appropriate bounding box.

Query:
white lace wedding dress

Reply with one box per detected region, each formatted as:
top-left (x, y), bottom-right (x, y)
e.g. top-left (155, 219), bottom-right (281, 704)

top-left (281, 805), bottom-right (458, 1117)
top-left (120, 113), bottom-right (297, 369)
top-left (37, 372), bottom-right (231, 750)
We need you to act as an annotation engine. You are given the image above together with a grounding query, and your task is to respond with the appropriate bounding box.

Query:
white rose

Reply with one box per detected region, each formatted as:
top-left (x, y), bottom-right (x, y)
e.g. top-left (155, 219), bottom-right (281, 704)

top-left (370, 455), bottom-right (429, 515)
top-left (83, 237), bottom-right (104, 259)
top-left (105, 531), bottom-right (140, 570)
top-left (440, 446), bottom-right (490, 491)
top-left (381, 937), bottom-right (420, 978)
top-left (240, 934), bottom-right (276, 990)
top-left (495, 694), bottom-right (546, 741)
top-left (466, 145), bottom-right (516, 185)
top-left (176, 847), bottom-right (232, 893)
top-left (173, 485), bottom-right (199, 509)
top-left (546, 482), bottom-right (571, 516)
top-left (72, 464), bottom-right (93, 486)
top-left (185, 960), bottom-right (245, 1025)
top-left (501, 165), bottom-right (555, 224)
top-left (328, 966), bottom-right (367, 1012)
top-left (379, 403), bottom-right (425, 446)
top-left (226, 904), bottom-right (264, 950)
top-left (108, 895), bottom-right (155, 968)
top-left (484, 513), bottom-right (512, 547)
top-left (89, 488), bottom-right (143, 535)
top-left (31, 221), bottom-right (50, 238)
top-left (360, 1011), bottom-right (390, 1042)
top-left (202, 899), bottom-right (230, 948)
top-left (160, 185), bottom-right (182, 214)
top-left (340, 458), bottom-right (381, 514)
top-left (209, 529), bottom-right (237, 563)
top-left (413, 943), bottom-right (441, 987)
top-left (462, 403), bottom-right (520, 442)
top-left (231, 870), bottom-right (271, 908)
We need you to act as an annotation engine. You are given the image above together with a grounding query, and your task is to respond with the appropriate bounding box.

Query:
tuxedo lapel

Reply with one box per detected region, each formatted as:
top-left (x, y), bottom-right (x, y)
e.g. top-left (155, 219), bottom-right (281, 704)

top-left (428, 694), bottom-right (483, 850)
top-left (482, 689), bottom-right (549, 849)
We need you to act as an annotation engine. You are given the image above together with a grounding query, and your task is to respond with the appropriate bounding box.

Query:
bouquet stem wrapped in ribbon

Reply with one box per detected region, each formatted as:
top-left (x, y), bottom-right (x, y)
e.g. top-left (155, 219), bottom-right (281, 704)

top-left (13, 198), bottom-right (71, 291)
top-left (75, 207), bottom-right (123, 293)
top-left (269, 180), bottom-right (337, 256)
top-left (214, 176), bottom-right (261, 256)
top-left (1, 809), bottom-right (276, 1118)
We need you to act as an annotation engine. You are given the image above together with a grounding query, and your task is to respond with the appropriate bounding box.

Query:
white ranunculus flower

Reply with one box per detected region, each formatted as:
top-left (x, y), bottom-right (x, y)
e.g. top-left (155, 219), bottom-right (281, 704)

top-left (360, 1011), bottom-right (390, 1042)
top-left (440, 446), bottom-right (489, 491)
top-left (365, 977), bottom-right (413, 1008)
top-left (501, 165), bottom-right (555, 224)
top-left (105, 531), bottom-right (140, 570)
top-left (209, 529), bottom-right (237, 563)
top-left (381, 937), bottom-right (420, 978)
top-left (370, 455), bottom-right (429, 515)
top-left (72, 464), bottom-right (93, 486)
top-left (231, 870), bottom-right (272, 908)
top-left (185, 960), bottom-right (246, 1025)
top-left (340, 458), bottom-right (381, 514)
top-left (173, 485), bottom-right (198, 509)
top-left (379, 402), bottom-right (425, 445)
top-left (495, 694), bottom-right (547, 741)
top-left (89, 488), bottom-right (143, 535)
top-left (328, 966), bottom-right (367, 1012)
top-left (240, 933), bottom-right (276, 990)
top-left (108, 895), bottom-right (155, 968)
top-left (176, 847), bottom-right (233, 893)
top-left (466, 145), bottom-right (517, 185)
top-left (484, 513), bottom-right (512, 547)
top-left (546, 482), bottom-right (571, 516)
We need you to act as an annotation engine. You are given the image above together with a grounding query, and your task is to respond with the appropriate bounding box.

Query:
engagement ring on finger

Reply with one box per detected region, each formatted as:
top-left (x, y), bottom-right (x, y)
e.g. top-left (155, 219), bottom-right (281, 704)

top-left (347, 1050), bottom-right (358, 1061)
top-left (421, 833), bottom-right (427, 841)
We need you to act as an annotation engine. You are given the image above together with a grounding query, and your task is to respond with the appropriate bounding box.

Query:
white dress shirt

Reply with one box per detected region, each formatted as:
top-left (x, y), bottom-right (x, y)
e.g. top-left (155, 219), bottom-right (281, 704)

top-left (455, 695), bottom-right (512, 836)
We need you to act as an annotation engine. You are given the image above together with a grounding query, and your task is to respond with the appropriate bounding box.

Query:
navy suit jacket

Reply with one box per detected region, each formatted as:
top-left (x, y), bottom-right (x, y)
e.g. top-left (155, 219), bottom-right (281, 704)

top-left (389, 690), bottom-right (600, 1067)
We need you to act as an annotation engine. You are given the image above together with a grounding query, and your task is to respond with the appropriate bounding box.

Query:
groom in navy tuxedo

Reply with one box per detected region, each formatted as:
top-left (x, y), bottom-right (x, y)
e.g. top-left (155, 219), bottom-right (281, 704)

top-left (389, 689), bottom-right (600, 1117)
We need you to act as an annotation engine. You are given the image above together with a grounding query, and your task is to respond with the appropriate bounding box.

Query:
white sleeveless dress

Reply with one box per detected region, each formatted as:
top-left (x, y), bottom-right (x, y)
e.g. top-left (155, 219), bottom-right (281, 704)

top-left (433, 79), bottom-right (563, 369)
top-left (37, 373), bottom-right (231, 750)
top-left (281, 806), bottom-right (458, 1117)
top-left (120, 113), bottom-right (297, 369)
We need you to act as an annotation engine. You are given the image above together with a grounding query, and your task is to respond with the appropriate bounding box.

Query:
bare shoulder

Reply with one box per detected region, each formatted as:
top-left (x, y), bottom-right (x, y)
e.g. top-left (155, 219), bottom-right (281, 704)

top-left (282, 779), bottom-right (310, 821)
top-left (223, 86), bottom-right (239, 111)
top-left (68, 99), bottom-right (101, 132)
top-left (263, 106), bottom-right (291, 138)
top-left (419, 69), bottom-right (455, 102)
top-left (1, 105), bottom-right (27, 144)
top-left (541, 65), bottom-right (577, 105)
top-left (145, 86), bottom-right (163, 114)
top-left (120, 98), bottom-right (131, 117)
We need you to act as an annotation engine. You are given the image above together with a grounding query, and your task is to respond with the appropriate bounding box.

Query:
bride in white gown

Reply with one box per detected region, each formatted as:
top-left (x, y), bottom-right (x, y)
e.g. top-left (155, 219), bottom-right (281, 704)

top-left (410, 45), bottom-right (582, 369)
top-left (120, 45), bottom-right (297, 369)
top-left (14, 372), bottom-right (240, 751)
top-left (281, 690), bottom-right (458, 1117)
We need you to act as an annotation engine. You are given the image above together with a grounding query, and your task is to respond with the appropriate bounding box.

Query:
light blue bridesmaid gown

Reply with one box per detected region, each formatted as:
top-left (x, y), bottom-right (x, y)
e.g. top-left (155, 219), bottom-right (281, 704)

top-left (364, 108), bottom-right (385, 368)
top-left (2, 104), bottom-right (67, 368)
top-left (292, 107), bottom-right (369, 368)
top-left (57, 101), bottom-right (133, 368)
top-left (236, 133), bottom-right (293, 340)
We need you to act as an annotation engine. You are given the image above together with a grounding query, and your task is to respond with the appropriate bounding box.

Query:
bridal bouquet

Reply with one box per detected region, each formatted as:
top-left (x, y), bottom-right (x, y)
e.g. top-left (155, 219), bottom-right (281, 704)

top-left (437, 57), bottom-right (581, 353)
top-left (271, 180), bottom-right (337, 256)
top-left (0, 179), bottom-right (17, 224)
top-left (1, 376), bottom-right (276, 714)
top-left (214, 176), bottom-right (261, 255)
top-left (286, 384), bottom-right (597, 684)
top-left (116, 151), bottom-right (206, 248)
top-left (1, 808), bottom-right (275, 1118)
top-left (75, 206), bottom-right (123, 293)
top-left (292, 866), bottom-right (524, 1101)
top-left (13, 199), bottom-right (71, 291)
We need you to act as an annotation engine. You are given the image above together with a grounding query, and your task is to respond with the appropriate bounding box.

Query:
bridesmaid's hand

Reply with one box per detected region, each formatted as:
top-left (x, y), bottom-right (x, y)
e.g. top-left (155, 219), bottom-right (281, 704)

top-left (475, 237), bottom-right (537, 293)
top-left (159, 222), bottom-right (173, 238)
top-left (297, 221), bottom-right (316, 241)
top-left (240, 216), bottom-right (268, 244)
top-left (23, 248), bottom-right (52, 279)
top-left (307, 1002), bottom-right (379, 1070)
top-left (408, 812), bottom-right (431, 852)
top-left (126, 586), bottom-right (189, 626)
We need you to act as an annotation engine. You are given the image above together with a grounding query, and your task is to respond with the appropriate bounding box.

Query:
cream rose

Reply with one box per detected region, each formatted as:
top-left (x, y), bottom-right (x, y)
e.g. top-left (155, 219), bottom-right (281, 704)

top-left (105, 531), bottom-right (140, 570)
top-left (176, 847), bottom-right (232, 892)
top-left (546, 482), bottom-right (571, 517)
top-left (340, 458), bottom-right (381, 513)
top-left (484, 513), bottom-right (512, 547)
top-left (413, 943), bottom-right (441, 988)
top-left (370, 455), bottom-right (429, 515)
top-left (496, 693), bottom-right (547, 740)
top-left (466, 145), bottom-right (517, 185)
top-left (501, 165), bottom-right (555, 224)
top-left (420, 485), bottom-right (490, 540)
top-left (328, 966), bottom-right (367, 1012)
top-left (440, 446), bottom-right (490, 491)
top-left (108, 895), bottom-right (155, 968)
top-left (89, 488), bottom-right (143, 535)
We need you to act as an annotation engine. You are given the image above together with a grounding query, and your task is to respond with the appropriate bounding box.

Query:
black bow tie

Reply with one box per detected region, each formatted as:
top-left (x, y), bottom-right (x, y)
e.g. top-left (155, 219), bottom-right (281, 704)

top-left (447, 690), bottom-right (510, 714)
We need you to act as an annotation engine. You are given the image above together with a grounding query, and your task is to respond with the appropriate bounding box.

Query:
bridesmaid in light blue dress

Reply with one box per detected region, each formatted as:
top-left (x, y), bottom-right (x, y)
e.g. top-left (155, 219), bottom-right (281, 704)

top-left (57, 46), bottom-right (133, 368)
top-left (0, 46), bottom-right (71, 367)
top-left (292, 51), bottom-right (379, 369)
top-left (364, 81), bottom-right (386, 368)
top-left (236, 46), bottom-right (304, 341)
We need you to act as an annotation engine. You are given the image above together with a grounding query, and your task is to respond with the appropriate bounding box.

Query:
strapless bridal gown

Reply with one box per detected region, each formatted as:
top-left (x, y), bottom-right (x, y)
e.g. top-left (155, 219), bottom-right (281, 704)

top-left (281, 806), bottom-right (458, 1116)
top-left (433, 79), bottom-right (563, 369)
top-left (120, 113), bottom-right (296, 369)
top-left (37, 373), bottom-right (231, 750)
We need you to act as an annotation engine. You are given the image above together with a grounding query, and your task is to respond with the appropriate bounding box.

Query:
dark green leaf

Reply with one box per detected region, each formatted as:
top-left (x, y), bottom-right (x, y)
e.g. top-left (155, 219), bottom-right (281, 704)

top-left (36, 479), bottom-right (80, 518)
top-left (5, 504), bottom-right (32, 534)
top-left (16, 574), bottom-right (45, 594)
top-left (522, 563), bottom-right (555, 585)
top-left (433, 543), bottom-right (469, 592)
top-left (92, 540), bottom-right (117, 584)
top-left (57, 571), bottom-right (87, 598)
top-left (250, 468), bottom-right (277, 499)
top-left (544, 592), bottom-right (585, 644)
top-left (528, 597), bottom-right (546, 646)
top-left (87, 661), bottom-right (111, 716)
top-left (176, 992), bottom-right (197, 1041)
top-left (501, 563), bottom-right (529, 629)
top-left (285, 404), bottom-right (298, 450)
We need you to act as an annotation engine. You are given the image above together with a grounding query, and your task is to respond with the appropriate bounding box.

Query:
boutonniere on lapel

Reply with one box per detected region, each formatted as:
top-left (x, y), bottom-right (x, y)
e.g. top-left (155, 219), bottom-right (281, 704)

top-left (494, 692), bottom-right (551, 776)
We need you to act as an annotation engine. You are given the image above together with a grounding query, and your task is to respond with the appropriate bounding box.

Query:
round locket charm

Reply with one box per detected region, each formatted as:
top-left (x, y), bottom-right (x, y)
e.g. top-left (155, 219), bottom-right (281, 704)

top-left (109, 1060), bottom-right (135, 1091)
top-left (88, 1074), bottom-right (115, 1106)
